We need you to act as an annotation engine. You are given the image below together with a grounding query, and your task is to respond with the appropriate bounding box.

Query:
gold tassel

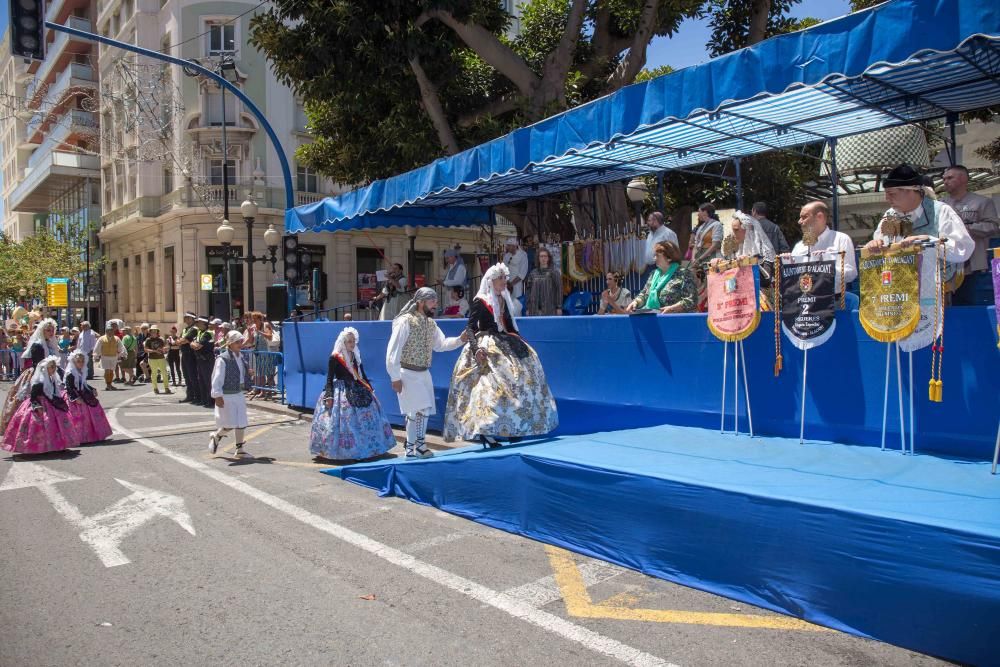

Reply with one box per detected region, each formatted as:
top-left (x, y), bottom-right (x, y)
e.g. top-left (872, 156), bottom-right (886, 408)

top-left (774, 354), bottom-right (783, 376)
top-left (933, 379), bottom-right (943, 403)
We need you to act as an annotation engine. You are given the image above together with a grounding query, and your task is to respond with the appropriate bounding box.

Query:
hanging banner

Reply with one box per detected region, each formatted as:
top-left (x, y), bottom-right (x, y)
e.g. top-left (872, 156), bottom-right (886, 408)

top-left (707, 258), bottom-right (760, 342)
top-left (898, 249), bottom-right (943, 353)
top-left (780, 259), bottom-right (837, 350)
top-left (859, 247), bottom-right (921, 342)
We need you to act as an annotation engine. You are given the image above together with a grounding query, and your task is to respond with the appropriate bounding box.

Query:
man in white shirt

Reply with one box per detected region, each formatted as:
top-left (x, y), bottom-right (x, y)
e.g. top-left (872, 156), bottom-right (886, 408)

top-left (941, 164), bottom-right (999, 294)
top-left (386, 287), bottom-right (466, 458)
top-left (502, 238), bottom-right (529, 316)
top-left (442, 248), bottom-right (467, 290)
top-left (76, 321), bottom-right (98, 379)
top-left (642, 212), bottom-right (679, 280)
top-left (790, 201), bottom-right (858, 294)
top-left (864, 164), bottom-right (974, 291)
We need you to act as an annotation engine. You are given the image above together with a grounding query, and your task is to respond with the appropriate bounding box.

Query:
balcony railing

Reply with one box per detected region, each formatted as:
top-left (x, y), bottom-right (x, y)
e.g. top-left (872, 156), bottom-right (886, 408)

top-left (32, 17), bottom-right (92, 88)
top-left (27, 62), bottom-right (95, 109)
top-left (27, 110), bottom-right (98, 169)
top-left (294, 191), bottom-right (324, 206)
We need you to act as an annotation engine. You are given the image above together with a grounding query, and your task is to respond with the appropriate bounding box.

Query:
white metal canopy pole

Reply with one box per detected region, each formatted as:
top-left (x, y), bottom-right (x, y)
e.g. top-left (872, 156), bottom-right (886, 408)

top-left (800, 348), bottom-right (809, 445)
top-left (881, 344), bottom-right (891, 451)
top-left (720, 341), bottom-right (728, 433)
top-left (739, 340), bottom-right (754, 437)
top-left (896, 343), bottom-right (906, 453)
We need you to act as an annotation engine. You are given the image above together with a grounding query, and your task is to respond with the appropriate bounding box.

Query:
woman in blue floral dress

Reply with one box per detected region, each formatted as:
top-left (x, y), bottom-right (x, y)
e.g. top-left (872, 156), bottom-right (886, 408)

top-left (309, 327), bottom-right (396, 461)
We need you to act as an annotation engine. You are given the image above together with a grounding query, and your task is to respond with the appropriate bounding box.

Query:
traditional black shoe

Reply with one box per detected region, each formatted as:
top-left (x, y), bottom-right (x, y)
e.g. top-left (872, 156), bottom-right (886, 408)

top-left (480, 435), bottom-right (502, 449)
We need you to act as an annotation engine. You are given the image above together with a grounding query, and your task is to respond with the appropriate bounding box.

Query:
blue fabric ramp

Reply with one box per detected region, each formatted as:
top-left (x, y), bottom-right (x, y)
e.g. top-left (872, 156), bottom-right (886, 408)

top-left (325, 425), bottom-right (1000, 665)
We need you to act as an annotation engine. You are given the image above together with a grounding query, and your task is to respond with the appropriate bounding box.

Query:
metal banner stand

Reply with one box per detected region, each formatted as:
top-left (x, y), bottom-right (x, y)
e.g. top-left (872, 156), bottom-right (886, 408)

top-left (879, 342), bottom-right (907, 453)
top-left (739, 340), bottom-right (754, 437)
top-left (799, 348), bottom-right (809, 445)
top-left (720, 341), bottom-right (728, 433)
top-left (992, 420), bottom-right (999, 475)
top-left (733, 339), bottom-right (740, 434)
top-left (895, 343), bottom-right (906, 453)
top-left (908, 351), bottom-right (915, 455)
top-left (880, 344), bottom-right (891, 451)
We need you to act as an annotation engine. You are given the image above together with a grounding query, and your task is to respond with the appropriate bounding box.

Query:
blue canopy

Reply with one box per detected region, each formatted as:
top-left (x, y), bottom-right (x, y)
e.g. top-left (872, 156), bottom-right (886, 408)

top-left (286, 0), bottom-right (1000, 234)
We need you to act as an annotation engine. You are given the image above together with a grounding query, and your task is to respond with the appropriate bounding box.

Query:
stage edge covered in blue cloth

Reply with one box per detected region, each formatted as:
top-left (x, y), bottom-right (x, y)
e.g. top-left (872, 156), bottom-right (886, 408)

top-left (284, 307), bottom-right (999, 461)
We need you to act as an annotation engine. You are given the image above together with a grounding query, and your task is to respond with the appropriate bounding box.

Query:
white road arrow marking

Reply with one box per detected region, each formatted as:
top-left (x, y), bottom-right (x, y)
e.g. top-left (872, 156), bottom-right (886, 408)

top-left (0, 463), bottom-right (196, 568)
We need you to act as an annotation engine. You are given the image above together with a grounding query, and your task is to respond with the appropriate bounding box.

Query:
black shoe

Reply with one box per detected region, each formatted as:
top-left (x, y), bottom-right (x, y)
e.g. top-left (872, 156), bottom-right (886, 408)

top-left (179, 398), bottom-right (192, 403)
top-left (480, 435), bottom-right (502, 449)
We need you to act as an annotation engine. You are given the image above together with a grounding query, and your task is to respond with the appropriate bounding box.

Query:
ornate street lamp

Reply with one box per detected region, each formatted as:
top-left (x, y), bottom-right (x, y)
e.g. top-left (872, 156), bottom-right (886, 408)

top-left (626, 177), bottom-right (649, 232)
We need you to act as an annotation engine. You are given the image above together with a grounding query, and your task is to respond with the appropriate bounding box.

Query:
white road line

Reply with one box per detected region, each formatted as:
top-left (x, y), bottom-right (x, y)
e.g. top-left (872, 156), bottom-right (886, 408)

top-left (106, 395), bottom-right (674, 667)
top-left (401, 531), bottom-right (470, 553)
top-left (134, 418), bottom-right (292, 435)
top-left (505, 559), bottom-right (628, 608)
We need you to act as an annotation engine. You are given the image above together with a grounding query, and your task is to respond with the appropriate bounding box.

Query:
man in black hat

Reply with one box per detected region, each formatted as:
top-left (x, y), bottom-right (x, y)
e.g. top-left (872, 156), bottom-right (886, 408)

top-left (865, 163), bottom-right (973, 290)
top-left (178, 312), bottom-right (199, 403)
top-left (190, 316), bottom-right (216, 409)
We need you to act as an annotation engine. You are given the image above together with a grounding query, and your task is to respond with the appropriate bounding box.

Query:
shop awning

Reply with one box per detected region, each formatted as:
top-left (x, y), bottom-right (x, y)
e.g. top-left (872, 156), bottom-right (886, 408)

top-left (285, 0), bottom-right (1000, 234)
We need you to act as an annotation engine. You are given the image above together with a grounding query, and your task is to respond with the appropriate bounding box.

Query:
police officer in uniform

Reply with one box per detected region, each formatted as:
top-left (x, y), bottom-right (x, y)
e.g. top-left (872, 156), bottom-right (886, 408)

top-left (178, 312), bottom-right (199, 404)
top-left (191, 316), bottom-right (216, 409)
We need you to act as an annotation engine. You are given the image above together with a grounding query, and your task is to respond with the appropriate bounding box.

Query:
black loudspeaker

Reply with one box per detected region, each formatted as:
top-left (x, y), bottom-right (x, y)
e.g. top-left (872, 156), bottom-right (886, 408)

top-left (266, 284), bottom-right (289, 322)
top-left (210, 292), bottom-right (231, 321)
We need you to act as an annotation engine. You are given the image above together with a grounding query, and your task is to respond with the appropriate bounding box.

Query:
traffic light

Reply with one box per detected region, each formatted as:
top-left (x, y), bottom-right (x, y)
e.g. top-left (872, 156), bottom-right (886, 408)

top-left (9, 0), bottom-right (46, 61)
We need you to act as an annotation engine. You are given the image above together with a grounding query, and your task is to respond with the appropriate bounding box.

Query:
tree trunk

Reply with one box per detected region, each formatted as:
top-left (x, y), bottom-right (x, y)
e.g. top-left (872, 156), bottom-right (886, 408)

top-left (748, 0), bottom-right (771, 45)
top-left (408, 56), bottom-right (461, 155)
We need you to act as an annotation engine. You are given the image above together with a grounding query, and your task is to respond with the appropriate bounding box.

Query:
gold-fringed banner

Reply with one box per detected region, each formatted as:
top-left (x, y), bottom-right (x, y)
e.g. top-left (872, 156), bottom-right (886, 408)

top-left (859, 247), bottom-right (921, 343)
top-left (707, 260), bottom-right (760, 342)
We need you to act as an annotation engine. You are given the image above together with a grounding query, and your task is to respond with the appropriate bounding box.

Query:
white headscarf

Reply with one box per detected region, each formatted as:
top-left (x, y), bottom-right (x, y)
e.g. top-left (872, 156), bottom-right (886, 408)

top-left (65, 349), bottom-right (88, 389)
top-left (332, 327), bottom-right (361, 372)
top-left (22, 318), bottom-right (60, 360)
top-left (31, 355), bottom-right (63, 400)
top-left (476, 263), bottom-right (518, 333)
top-left (729, 211), bottom-right (775, 264)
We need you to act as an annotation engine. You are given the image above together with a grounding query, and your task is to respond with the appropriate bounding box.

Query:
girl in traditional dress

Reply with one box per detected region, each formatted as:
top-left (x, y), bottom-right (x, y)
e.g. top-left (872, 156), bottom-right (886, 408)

top-left (3, 355), bottom-right (79, 454)
top-left (443, 263), bottom-right (559, 448)
top-left (208, 331), bottom-right (252, 458)
top-left (63, 349), bottom-right (113, 444)
top-left (0, 318), bottom-right (60, 432)
top-left (309, 327), bottom-right (396, 461)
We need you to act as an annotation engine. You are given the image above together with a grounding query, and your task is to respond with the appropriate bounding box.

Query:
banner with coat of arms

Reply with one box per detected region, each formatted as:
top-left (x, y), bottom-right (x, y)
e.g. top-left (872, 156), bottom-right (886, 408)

top-left (779, 259), bottom-right (837, 350)
top-left (898, 249), bottom-right (943, 353)
top-left (707, 258), bottom-right (760, 342)
top-left (859, 247), bottom-right (922, 343)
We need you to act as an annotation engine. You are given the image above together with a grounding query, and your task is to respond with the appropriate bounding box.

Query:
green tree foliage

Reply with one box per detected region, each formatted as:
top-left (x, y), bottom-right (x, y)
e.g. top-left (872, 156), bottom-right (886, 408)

top-left (250, 0), bottom-right (704, 184)
top-left (701, 0), bottom-right (802, 56)
top-left (0, 232), bottom-right (86, 306)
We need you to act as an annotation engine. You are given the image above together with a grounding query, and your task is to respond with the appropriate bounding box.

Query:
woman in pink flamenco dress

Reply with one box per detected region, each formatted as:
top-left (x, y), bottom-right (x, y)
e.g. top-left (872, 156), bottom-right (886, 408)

top-left (2, 355), bottom-right (80, 455)
top-left (63, 350), bottom-right (113, 444)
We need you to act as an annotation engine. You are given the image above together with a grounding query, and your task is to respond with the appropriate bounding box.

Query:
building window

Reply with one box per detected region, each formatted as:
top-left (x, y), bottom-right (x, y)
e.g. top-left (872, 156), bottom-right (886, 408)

top-left (208, 159), bottom-right (237, 186)
top-left (135, 254), bottom-right (143, 312)
top-left (121, 258), bottom-right (129, 312)
top-left (163, 246), bottom-right (175, 312)
top-left (294, 101), bottom-right (308, 132)
top-left (208, 23), bottom-right (235, 55)
top-left (205, 88), bottom-right (237, 126)
top-left (163, 167), bottom-right (174, 194)
top-left (147, 251), bottom-right (156, 309)
top-left (296, 164), bottom-right (318, 193)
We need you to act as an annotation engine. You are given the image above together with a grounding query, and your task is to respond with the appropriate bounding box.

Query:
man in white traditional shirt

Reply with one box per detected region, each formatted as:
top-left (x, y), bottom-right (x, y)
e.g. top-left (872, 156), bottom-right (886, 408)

top-left (386, 287), bottom-right (467, 458)
top-left (941, 164), bottom-right (999, 303)
top-left (864, 164), bottom-right (974, 292)
top-left (642, 212), bottom-right (679, 281)
top-left (502, 238), bottom-right (529, 316)
top-left (789, 201), bottom-right (858, 294)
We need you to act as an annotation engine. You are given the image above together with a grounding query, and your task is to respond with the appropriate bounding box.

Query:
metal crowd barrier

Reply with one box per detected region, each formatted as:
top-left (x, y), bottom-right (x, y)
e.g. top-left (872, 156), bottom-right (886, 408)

top-left (240, 349), bottom-right (285, 404)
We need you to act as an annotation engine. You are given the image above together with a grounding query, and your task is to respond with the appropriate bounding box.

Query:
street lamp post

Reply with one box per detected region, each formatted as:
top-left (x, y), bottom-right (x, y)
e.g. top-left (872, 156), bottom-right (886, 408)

top-left (18, 287), bottom-right (27, 309)
top-left (216, 208), bottom-right (280, 317)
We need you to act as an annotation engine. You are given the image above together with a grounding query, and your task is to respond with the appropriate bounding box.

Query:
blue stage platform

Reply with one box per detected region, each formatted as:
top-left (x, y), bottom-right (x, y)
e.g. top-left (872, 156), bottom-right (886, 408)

top-left (326, 424), bottom-right (1000, 665)
top-left (286, 307), bottom-right (999, 460)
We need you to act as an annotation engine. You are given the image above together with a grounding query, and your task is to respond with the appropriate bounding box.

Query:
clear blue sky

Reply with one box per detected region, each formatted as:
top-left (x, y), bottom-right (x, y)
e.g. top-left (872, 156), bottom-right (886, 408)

top-left (646, 0), bottom-right (852, 71)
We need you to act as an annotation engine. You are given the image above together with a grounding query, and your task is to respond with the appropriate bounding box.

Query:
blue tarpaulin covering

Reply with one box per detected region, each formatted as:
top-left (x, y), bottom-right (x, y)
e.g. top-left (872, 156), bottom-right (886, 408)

top-left (286, 0), bottom-right (1000, 233)
top-left (284, 307), bottom-right (1000, 460)
top-left (326, 425), bottom-right (1000, 666)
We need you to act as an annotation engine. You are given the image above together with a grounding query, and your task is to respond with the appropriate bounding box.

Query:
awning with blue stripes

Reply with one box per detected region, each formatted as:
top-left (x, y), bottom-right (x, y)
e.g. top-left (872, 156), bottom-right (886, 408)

top-left (286, 0), bottom-right (1000, 234)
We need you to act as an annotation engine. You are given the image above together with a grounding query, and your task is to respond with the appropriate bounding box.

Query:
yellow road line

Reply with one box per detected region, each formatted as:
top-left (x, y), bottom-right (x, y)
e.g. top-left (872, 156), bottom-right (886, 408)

top-left (203, 424), bottom-right (332, 468)
top-left (545, 546), bottom-right (826, 631)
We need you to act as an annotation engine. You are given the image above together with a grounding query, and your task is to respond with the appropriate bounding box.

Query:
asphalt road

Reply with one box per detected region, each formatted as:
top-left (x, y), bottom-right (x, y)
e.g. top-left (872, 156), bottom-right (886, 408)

top-left (0, 381), bottom-right (946, 666)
